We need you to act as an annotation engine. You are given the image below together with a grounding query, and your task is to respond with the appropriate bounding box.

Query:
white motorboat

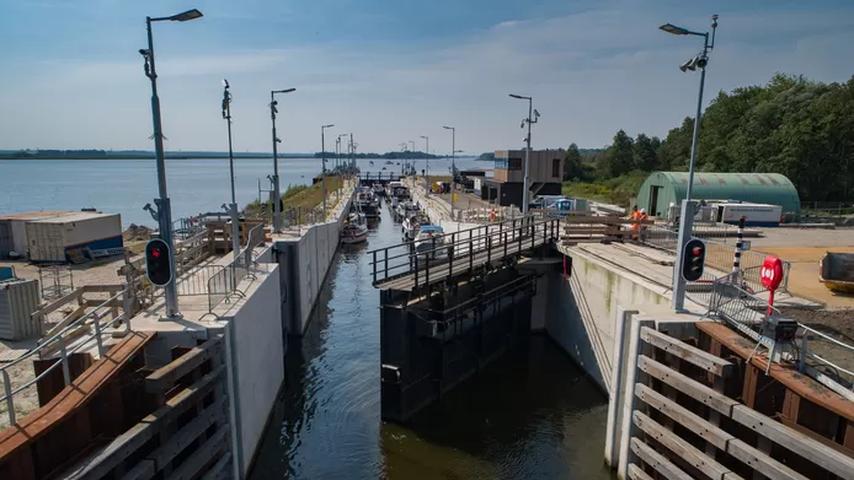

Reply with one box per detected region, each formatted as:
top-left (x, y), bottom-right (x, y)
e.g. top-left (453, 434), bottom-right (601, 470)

top-left (414, 224), bottom-right (446, 261)
top-left (341, 213), bottom-right (368, 244)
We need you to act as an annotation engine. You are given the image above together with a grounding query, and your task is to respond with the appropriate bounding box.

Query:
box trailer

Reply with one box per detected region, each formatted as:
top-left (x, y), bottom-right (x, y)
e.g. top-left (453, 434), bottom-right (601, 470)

top-left (0, 278), bottom-right (41, 340)
top-left (712, 201), bottom-right (782, 227)
top-left (0, 211), bottom-right (74, 259)
top-left (26, 212), bottom-right (123, 263)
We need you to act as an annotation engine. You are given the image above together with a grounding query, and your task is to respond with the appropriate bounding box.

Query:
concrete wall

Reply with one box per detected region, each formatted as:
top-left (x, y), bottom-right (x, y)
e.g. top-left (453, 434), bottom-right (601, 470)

top-left (219, 263), bottom-right (283, 477)
top-left (276, 189), bottom-right (352, 336)
top-left (544, 246), bottom-right (671, 392)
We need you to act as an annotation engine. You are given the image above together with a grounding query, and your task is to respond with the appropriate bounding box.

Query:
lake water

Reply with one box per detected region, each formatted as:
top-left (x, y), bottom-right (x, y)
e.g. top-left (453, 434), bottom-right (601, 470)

top-left (248, 204), bottom-right (614, 479)
top-left (0, 157), bottom-right (487, 227)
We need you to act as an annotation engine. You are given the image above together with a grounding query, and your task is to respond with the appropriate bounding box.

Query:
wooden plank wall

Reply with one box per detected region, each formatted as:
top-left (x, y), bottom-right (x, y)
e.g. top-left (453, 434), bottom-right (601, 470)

top-left (60, 336), bottom-right (233, 480)
top-left (622, 323), bottom-right (854, 480)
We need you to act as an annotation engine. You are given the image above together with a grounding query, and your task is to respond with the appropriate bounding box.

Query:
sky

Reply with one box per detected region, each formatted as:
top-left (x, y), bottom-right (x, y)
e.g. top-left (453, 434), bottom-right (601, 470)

top-left (0, 0), bottom-right (852, 155)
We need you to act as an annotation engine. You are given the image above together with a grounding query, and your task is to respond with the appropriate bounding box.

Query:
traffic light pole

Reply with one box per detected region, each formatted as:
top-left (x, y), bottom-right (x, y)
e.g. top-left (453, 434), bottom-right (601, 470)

top-left (672, 199), bottom-right (697, 312)
top-left (144, 17), bottom-right (180, 319)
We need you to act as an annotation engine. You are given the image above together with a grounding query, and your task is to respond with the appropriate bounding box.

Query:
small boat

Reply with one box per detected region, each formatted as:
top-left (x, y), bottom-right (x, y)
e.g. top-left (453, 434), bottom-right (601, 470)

top-left (355, 188), bottom-right (381, 219)
top-left (402, 214), bottom-right (421, 241)
top-left (819, 252), bottom-right (854, 294)
top-left (414, 224), bottom-right (446, 261)
top-left (341, 213), bottom-right (368, 244)
top-left (373, 183), bottom-right (385, 197)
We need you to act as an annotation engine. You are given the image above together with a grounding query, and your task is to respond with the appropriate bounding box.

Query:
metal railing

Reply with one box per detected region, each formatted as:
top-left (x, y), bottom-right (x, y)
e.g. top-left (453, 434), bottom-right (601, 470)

top-left (369, 217), bottom-right (560, 289)
top-left (205, 228), bottom-right (264, 315)
top-left (1, 289), bottom-right (131, 426)
top-left (38, 265), bottom-right (74, 300)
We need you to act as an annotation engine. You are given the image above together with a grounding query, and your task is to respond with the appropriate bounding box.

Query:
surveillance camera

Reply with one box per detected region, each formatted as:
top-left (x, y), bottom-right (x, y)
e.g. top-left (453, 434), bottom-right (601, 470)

top-left (138, 49), bottom-right (149, 56)
top-left (696, 56), bottom-right (708, 68)
top-left (534, 109), bottom-right (541, 117)
top-left (222, 79), bottom-right (229, 88)
top-left (679, 58), bottom-right (697, 72)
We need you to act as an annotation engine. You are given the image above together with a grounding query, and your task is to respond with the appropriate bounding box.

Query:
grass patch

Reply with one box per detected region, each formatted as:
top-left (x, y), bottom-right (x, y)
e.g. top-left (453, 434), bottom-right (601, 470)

top-left (562, 171), bottom-right (647, 208)
top-left (244, 175), bottom-right (344, 220)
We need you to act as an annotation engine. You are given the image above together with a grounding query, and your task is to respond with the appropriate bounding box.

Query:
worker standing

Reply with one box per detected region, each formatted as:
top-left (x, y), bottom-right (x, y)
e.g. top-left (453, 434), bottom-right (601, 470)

top-left (630, 205), bottom-right (641, 241)
top-left (638, 208), bottom-right (649, 242)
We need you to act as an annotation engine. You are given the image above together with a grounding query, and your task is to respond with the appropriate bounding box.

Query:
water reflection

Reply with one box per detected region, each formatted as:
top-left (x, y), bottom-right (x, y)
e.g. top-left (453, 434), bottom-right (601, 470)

top-left (249, 203), bottom-right (614, 479)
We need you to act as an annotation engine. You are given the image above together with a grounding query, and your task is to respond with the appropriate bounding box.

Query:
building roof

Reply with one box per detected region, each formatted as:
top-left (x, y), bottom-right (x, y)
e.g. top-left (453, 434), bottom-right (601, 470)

top-left (27, 211), bottom-right (119, 224)
top-left (637, 172), bottom-right (801, 215)
top-left (0, 211), bottom-right (75, 221)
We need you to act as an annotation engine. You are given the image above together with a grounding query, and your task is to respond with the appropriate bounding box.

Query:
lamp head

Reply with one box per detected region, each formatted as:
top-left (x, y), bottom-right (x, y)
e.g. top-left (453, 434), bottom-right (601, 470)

top-left (659, 23), bottom-right (690, 35)
top-left (169, 9), bottom-right (203, 22)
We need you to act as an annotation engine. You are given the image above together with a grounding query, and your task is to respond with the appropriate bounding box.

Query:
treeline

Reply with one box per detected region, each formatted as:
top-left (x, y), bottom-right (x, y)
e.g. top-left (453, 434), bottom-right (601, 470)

top-left (564, 74), bottom-right (854, 202)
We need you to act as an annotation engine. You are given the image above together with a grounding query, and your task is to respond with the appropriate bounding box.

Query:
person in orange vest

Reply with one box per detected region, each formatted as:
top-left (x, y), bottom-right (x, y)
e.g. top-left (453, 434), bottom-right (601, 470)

top-left (629, 205), bottom-right (641, 240)
top-left (638, 208), bottom-right (649, 242)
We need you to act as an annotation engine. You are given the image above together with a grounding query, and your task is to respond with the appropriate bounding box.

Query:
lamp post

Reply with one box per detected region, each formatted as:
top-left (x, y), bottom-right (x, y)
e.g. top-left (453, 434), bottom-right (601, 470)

top-left (139, 8), bottom-right (203, 320)
top-left (270, 87), bottom-right (296, 232)
top-left (660, 14), bottom-right (719, 312)
top-left (509, 94), bottom-right (538, 215)
top-left (420, 135), bottom-right (429, 195)
top-left (442, 126), bottom-right (455, 213)
top-left (221, 79), bottom-right (240, 260)
top-left (321, 124), bottom-right (334, 219)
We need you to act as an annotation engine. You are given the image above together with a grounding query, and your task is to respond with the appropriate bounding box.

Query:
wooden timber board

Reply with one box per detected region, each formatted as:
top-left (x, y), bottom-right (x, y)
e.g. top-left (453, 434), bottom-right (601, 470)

top-left (697, 322), bottom-right (854, 422)
top-left (0, 332), bottom-right (154, 459)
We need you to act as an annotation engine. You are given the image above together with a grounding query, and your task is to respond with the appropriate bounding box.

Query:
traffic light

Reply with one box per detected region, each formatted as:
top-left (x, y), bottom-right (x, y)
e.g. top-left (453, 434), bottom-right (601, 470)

top-left (682, 239), bottom-right (706, 282)
top-left (145, 239), bottom-right (173, 286)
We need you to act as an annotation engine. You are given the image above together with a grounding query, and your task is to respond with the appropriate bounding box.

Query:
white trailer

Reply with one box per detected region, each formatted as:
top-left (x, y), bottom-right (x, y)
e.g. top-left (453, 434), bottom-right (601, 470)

top-left (712, 201), bottom-right (782, 227)
top-left (26, 212), bottom-right (123, 262)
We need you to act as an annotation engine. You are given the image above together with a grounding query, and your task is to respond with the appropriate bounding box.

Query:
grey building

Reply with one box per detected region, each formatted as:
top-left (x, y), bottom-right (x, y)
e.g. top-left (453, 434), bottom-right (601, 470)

top-left (481, 149), bottom-right (564, 209)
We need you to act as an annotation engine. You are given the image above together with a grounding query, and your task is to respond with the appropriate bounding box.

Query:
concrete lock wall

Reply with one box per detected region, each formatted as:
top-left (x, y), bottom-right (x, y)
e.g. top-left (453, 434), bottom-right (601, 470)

top-left (545, 248), bottom-right (671, 392)
top-left (221, 264), bottom-right (283, 476)
top-left (276, 193), bottom-right (352, 337)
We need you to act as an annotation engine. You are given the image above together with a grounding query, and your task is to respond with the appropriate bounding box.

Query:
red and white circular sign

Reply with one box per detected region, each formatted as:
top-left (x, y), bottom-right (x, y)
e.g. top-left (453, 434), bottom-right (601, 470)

top-left (760, 255), bottom-right (784, 291)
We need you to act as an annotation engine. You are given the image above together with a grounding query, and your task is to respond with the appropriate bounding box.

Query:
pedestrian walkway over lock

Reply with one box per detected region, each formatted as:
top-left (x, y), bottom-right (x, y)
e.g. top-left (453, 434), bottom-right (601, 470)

top-left (369, 217), bottom-right (561, 292)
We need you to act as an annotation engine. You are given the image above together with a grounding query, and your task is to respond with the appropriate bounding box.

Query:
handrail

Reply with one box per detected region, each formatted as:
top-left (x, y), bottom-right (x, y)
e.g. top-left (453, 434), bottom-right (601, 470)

top-left (1, 289), bottom-right (130, 425)
top-left (370, 217), bottom-right (559, 287)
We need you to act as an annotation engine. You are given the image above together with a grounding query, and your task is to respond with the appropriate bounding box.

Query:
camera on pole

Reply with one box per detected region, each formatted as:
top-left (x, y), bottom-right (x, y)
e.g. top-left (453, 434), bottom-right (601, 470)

top-left (145, 238), bottom-right (173, 287)
top-left (682, 238), bottom-right (706, 282)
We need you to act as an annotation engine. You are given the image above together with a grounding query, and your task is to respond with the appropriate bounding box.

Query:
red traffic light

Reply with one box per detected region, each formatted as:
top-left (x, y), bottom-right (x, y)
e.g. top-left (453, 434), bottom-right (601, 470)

top-left (682, 239), bottom-right (706, 282)
top-left (145, 239), bottom-right (172, 286)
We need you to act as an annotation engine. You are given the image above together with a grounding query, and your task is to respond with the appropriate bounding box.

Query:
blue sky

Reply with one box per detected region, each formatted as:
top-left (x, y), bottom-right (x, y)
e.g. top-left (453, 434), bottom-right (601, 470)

top-left (1, 0), bottom-right (852, 154)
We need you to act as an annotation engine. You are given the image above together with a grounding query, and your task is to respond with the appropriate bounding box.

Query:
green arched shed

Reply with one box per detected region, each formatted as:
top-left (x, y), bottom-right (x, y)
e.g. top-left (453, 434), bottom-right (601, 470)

top-left (636, 172), bottom-right (800, 218)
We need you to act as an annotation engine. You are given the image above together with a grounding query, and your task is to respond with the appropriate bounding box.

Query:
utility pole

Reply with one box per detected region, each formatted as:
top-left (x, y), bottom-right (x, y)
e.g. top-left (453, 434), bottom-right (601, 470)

top-left (660, 14), bottom-right (718, 311)
top-left (443, 126), bottom-right (455, 214)
top-left (321, 124), bottom-right (334, 219)
top-left (140, 8), bottom-right (203, 320)
top-left (221, 79), bottom-right (240, 260)
top-left (270, 87), bottom-right (296, 232)
top-left (509, 94), bottom-right (538, 215)
top-left (420, 135), bottom-right (429, 195)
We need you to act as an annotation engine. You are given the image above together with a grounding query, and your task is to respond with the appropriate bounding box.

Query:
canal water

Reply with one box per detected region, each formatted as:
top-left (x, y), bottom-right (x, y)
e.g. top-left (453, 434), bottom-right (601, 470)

top-left (249, 204), bottom-right (614, 479)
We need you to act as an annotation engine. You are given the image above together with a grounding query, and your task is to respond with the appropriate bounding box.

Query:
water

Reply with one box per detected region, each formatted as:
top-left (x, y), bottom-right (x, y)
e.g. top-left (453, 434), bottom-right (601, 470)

top-left (249, 205), bottom-right (614, 479)
top-left (0, 157), bottom-right (488, 227)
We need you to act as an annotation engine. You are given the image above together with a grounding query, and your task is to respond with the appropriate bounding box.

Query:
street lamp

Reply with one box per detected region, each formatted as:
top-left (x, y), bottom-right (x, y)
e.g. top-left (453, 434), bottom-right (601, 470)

top-left (270, 87), bottom-right (296, 232)
top-left (139, 8), bottom-right (203, 320)
top-left (221, 79), bottom-right (240, 260)
top-left (509, 93), bottom-right (539, 215)
top-left (660, 14), bottom-right (719, 312)
top-left (336, 134), bottom-right (346, 171)
top-left (442, 126), bottom-right (456, 213)
top-left (321, 124), bottom-right (335, 219)
top-left (420, 135), bottom-right (429, 195)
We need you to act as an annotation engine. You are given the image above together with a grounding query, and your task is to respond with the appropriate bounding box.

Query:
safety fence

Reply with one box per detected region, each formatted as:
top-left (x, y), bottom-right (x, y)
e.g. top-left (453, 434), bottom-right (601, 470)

top-left (205, 224), bottom-right (265, 315)
top-left (369, 217), bottom-right (560, 290)
top-left (1, 289), bottom-right (130, 426)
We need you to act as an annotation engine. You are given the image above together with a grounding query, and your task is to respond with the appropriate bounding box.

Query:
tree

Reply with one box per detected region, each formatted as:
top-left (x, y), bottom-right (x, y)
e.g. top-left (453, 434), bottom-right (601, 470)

top-left (563, 143), bottom-right (584, 180)
top-left (633, 134), bottom-right (659, 171)
top-left (599, 130), bottom-right (634, 178)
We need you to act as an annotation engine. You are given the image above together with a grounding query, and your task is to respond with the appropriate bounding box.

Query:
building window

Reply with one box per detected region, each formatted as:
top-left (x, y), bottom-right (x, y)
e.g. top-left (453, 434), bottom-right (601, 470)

top-left (494, 158), bottom-right (508, 169)
top-left (508, 158), bottom-right (522, 170)
top-left (552, 158), bottom-right (560, 178)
